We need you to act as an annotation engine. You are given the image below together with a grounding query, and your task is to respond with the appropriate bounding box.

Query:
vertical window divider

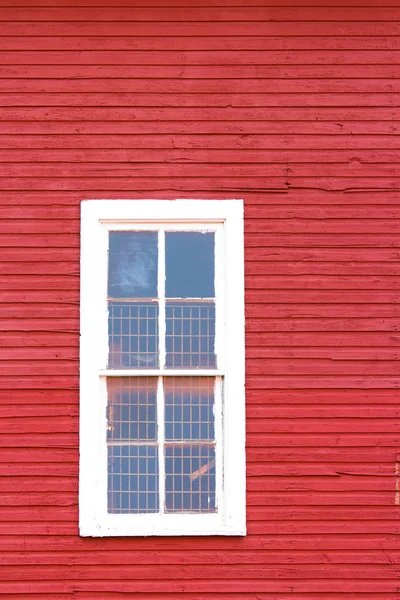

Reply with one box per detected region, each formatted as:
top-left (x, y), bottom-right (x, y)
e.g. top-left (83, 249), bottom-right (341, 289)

top-left (158, 228), bottom-right (166, 369)
top-left (157, 229), bottom-right (166, 514)
top-left (157, 375), bottom-right (165, 514)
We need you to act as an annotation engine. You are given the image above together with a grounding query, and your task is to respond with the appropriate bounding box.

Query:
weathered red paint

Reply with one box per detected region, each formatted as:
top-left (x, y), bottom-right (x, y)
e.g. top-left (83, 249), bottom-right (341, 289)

top-left (1, 0), bottom-right (399, 597)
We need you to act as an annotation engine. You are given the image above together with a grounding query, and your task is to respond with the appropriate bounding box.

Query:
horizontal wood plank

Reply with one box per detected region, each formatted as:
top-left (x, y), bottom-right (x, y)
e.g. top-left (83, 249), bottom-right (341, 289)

top-left (2, 7), bottom-right (400, 22)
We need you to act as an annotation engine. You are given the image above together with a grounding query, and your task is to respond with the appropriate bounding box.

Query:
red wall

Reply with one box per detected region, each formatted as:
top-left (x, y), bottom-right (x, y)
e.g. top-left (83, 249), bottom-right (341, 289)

top-left (1, 1), bottom-right (400, 598)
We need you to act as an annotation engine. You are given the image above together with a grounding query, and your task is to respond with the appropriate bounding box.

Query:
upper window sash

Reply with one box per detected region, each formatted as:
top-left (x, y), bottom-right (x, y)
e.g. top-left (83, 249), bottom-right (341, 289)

top-left (99, 223), bottom-right (225, 376)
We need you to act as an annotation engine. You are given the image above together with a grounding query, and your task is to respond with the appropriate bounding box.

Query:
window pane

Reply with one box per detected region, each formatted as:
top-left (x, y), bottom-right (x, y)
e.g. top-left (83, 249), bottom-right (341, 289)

top-left (165, 445), bottom-right (216, 513)
top-left (165, 232), bottom-right (214, 298)
top-left (108, 231), bottom-right (158, 298)
top-left (108, 302), bottom-right (158, 368)
top-left (108, 445), bottom-right (159, 514)
top-left (164, 377), bottom-right (215, 442)
top-left (107, 377), bottom-right (157, 442)
top-left (165, 302), bottom-right (216, 368)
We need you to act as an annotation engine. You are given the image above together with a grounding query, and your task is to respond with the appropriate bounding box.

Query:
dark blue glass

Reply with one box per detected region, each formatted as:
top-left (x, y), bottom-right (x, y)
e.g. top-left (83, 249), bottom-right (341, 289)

top-left (108, 231), bottom-right (158, 298)
top-left (165, 445), bottom-right (216, 513)
top-left (108, 302), bottom-right (158, 368)
top-left (165, 302), bottom-right (216, 368)
top-left (164, 377), bottom-right (215, 442)
top-left (165, 232), bottom-right (214, 298)
top-left (107, 445), bottom-right (158, 514)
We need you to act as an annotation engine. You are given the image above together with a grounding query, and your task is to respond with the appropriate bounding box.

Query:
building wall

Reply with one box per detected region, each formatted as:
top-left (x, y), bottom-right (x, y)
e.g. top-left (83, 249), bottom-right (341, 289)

top-left (1, 1), bottom-right (400, 598)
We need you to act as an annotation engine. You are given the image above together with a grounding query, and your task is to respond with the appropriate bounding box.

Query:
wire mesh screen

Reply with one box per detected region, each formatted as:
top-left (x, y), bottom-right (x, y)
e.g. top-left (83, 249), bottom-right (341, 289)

top-left (108, 445), bottom-right (159, 514)
top-left (107, 378), bottom-right (159, 514)
top-left (107, 377), bottom-right (157, 442)
top-left (164, 377), bottom-right (215, 441)
top-left (164, 377), bottom-right (216, 513)
top-left (165, 302), bottom-right (216, 368)
top-left (165, 445), bottom-right (216, 513)
top-left (108, 302), bottom-right (158, 368)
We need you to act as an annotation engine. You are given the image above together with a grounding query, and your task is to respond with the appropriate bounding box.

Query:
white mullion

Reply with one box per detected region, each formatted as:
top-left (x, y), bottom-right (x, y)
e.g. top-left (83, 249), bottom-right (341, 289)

top-left (158, 228), bottom-right (166, 370)
top-left (157, 375), bottom-right (166, 514)
top-left (157, 229), bottom-right (166, 515)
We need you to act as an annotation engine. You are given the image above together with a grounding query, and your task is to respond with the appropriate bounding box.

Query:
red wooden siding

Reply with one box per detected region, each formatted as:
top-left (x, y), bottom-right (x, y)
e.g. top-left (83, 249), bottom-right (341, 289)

top-left (1, 0), bottom-right (400, 597)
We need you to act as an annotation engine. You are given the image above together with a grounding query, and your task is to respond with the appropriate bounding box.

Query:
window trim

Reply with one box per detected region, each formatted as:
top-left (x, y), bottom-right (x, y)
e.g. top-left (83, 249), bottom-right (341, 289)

top-left (79, 200), bottom-right (246, 536)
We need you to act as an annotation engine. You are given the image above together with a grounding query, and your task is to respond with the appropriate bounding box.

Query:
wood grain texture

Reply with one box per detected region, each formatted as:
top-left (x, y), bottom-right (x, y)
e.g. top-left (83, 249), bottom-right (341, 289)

top-left (0, 1), bottom-right (399, 597)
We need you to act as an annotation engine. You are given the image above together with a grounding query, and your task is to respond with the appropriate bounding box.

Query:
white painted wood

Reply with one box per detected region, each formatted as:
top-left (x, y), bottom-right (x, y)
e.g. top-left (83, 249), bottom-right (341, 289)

top-left (158, 229), bottom-right (166, 370)
top-left (157, 375), bottom-right (166, 514)
top-left (87, 199), bottom-right (241, 222)
top-left (105, 223), bottom-right (218, 232)
top-left (99, 369), bottom-right (223, 377)
top-left (80, 204), bottom-right (109, 534)
top-left (80, 199), bottom-right (245, 537)
top-left (214, 376), bottom-right (224, 517)
top-left (80, 512), bottom-right (242, 538)
top-left (214, 224), bottom-right (225, 372)
top-left (223, 200), bottom-right (246, 534)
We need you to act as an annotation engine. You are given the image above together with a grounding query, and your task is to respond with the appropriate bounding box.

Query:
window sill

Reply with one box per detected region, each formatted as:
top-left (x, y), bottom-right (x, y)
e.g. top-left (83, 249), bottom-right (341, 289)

top-left (79, 511), bottom-right (246, 537)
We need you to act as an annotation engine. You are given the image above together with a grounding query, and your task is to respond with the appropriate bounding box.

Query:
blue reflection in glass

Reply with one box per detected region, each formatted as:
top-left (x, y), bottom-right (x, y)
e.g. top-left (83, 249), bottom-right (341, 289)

top-left (164, 377), bottom-right (215, 442)
top-left (165, 232), bottom-right (214, 298)
top-left (108, 445), bottom-right (158, 514)
top-left (165, 445), bottom-right (216, 513)
top-left (166, 302), bottom-right (216, 368)
top-left (108, 231), bottom-right (158, 298)
top-left (107, 377), bottom-right (157, 442)
top-left (108, 302), bottom-right (158, 368)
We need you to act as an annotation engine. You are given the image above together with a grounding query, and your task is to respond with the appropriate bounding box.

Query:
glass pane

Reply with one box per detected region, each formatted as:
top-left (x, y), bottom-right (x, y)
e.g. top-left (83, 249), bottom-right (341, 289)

top-left (165, 445), bottom-right (216, 513)
top-left (165, 302), bottom-right (216, 368)
top-left (108, 231), bottom-right (158, 298)
top-left (108, 445), bottom-right (158, 513)
top-left (107, 377), bottom-right (157, 442)
top-left (165, 232), bottom-right (214, 298)
top-left (108, 302), bottom-right (158, 368)
top-left (164, 377), bottom-right (215, 441)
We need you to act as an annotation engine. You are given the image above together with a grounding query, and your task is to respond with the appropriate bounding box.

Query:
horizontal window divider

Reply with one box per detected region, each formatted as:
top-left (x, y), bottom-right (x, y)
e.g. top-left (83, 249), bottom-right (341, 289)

top-left (107, 441), bottom-right (215, 447)
top-left (100, 369), bottom-right (224, 377)
top-left (107, 441), bottom-right (158, 447)
top-left (108, 297), bottom-right (158, 303)
top-left (164, 441), bottom-right (215, 446)
top-left (166, 298), bottom-right (215, 303)
top-left (107, 297), bottom-right (215, 303)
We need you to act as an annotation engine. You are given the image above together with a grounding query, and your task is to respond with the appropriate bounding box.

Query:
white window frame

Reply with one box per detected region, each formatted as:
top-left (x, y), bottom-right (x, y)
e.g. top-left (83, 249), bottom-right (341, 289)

top-left (79, 199), bottom-right (245, 537)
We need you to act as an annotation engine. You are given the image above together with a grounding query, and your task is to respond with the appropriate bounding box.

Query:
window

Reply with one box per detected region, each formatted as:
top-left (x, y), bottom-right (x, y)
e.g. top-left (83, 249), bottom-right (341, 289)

top-left (79, 200), bottom-right (245, 536)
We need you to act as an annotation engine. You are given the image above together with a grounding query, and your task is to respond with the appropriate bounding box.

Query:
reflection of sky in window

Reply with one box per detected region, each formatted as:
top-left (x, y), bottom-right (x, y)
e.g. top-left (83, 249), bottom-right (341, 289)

top-left (166, 232), bottom-right (214, 298)
top-left (108, 232), bottom-right (158, 298)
